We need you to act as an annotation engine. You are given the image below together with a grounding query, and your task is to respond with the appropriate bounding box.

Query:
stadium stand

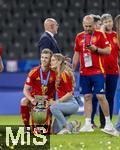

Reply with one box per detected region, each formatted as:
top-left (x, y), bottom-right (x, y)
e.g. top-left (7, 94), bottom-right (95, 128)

top-left (0, 0), bottom-right (120, 61)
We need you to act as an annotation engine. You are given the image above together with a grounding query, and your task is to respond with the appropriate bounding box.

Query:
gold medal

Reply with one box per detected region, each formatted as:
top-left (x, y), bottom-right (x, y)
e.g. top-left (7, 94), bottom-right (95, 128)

top-left (42, 85), bottom-right (48, 95)
top-left (40, 68), bottom-right (50, 95)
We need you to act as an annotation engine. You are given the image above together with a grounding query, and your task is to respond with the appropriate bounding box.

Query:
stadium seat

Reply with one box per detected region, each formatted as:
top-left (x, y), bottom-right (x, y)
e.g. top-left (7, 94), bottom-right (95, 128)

top-left (87, 10), bottom-right (102, 16)
top-left (0, 31), bottom-right (10, 45)
top-left (51, 0), bottom-right (68, 9)
top-left (69, 0), bottom-right (85, 10)
top-left (49, 9), bottom-right (66, 24)
top-left (24, 42), bottom-right (39, 59)
top-left (103, 9), bottom-right (120, 18)
top-left (86, 0), bottom-right (103, 12)
top-left (104, 0), bottom-right (120, 11)
top-left (103, 0), bottom-right (120, 18)
top-left (32, 0), bottom-right (51, 11)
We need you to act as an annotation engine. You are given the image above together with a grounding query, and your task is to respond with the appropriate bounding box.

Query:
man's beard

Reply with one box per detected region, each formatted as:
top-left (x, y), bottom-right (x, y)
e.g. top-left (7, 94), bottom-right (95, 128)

top-left (85, 30), bottom-right (93, 34)
top-left (88, 30), bottom-right (93, 34)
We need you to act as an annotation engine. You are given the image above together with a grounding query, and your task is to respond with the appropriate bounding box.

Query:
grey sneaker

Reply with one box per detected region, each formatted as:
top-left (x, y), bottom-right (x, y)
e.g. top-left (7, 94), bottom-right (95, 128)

top-left (71, 120), bottom-right (81, 133)
top-left (79, 124), bottom-right (94, 132)
top-left (101, 128), bottom-right (120, 137)
top-left (57, 128), bottom-right (71, 134)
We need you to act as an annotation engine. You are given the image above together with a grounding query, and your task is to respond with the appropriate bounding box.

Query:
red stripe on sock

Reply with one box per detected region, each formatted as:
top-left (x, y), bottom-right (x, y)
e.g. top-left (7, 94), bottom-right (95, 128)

top-left (20, 105), bottom-right (30, 126)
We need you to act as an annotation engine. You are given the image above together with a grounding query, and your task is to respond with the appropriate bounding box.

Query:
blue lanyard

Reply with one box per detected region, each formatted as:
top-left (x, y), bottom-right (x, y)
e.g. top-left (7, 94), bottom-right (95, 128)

top-left (40, 68), bottom-right (50, 86)
top-left (83, 32), bottom-right (94, 51)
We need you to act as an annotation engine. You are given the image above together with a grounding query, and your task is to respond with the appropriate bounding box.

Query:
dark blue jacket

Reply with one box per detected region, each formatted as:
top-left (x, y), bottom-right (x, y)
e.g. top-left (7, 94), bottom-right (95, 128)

top-left (38, 32), bottom-right (60, 53)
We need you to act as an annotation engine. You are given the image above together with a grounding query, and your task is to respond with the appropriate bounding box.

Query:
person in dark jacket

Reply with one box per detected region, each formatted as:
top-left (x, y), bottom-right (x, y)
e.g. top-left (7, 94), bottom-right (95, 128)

top-left (38, 18), bottom-right (60, 53)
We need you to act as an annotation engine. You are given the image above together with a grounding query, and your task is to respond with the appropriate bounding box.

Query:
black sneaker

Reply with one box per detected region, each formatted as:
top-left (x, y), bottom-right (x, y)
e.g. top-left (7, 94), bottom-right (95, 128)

top-left (99, 124), bottom-right (105, 129)
top-left (92, 123), bottom-right (98, 129)
top-left (24, 127), bottom-right (30, 134)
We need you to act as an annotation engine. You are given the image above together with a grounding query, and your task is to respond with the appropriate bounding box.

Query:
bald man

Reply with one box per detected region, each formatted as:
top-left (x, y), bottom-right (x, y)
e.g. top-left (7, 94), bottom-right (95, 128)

top-left (38, 18), bottom-right (61, 53)
top-left (73, 15), bottom-right (117, 135)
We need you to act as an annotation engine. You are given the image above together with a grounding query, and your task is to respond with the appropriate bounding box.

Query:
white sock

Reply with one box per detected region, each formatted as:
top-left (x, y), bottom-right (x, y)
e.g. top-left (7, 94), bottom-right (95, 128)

top-left (85, 118), bottom-right (91, 125)
top-left (105, 116), bottom-right (111, 124)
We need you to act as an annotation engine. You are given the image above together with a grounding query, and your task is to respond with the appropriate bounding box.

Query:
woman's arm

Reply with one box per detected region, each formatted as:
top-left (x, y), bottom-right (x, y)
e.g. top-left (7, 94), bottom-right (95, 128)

top-left (72, 51), bottom-right (80, 71)
top-left (58, 91), bottom-right (73, 102)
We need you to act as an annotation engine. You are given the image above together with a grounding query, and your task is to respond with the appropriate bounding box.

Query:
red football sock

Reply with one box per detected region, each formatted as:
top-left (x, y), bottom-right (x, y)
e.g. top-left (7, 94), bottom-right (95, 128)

top-left (20, 105), bottom-right (30, 127)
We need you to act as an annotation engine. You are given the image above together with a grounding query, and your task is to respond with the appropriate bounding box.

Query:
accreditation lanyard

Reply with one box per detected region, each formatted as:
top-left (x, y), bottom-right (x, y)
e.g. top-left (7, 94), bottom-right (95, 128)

top-left (83, 32), bottom-right (94, 52)
top-left (83, 33), bottom-right (94, 67)
top-left (40, 68), bottom-right (50, 86)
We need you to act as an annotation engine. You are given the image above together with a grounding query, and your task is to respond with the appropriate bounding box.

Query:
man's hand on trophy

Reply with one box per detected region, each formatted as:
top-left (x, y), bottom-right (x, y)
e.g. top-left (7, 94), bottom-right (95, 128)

top-left (34, 95), bottom-right (48, 101)
top-left (31, 98), bottom-right (38, 105)
top-left (44, 100), bottom-right (49, 108)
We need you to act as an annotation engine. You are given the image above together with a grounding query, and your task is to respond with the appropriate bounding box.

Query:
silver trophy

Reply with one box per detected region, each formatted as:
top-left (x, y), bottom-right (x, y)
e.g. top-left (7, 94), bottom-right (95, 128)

top-left (32, 95), bottom-right (49, 125)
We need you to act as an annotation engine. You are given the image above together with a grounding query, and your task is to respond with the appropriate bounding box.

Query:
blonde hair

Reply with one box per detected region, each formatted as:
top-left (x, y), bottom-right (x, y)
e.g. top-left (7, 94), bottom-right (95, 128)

top-left (52, 53), bottom-right (75, 89)
top-left (52, 53), bottom-right (65, 63)
top-left (41, 48), bottom-right (53, 57)
top-left (101, 14), bottom-right (112, 22)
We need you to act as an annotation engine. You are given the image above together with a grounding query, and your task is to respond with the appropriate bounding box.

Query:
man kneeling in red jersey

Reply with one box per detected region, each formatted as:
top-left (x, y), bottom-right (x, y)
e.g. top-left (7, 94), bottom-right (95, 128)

top-left (20, 49), bottom-right (56, 134)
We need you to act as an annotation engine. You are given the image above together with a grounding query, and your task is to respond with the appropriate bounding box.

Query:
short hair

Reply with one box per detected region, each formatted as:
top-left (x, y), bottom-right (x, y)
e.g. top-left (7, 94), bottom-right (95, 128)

top-left (101, 14), bottom-right (112, 22)
top-left (44, 18), bottom-right (57, 28)
top-left (44, 18), bottom-right (56, 24)
top-left (91, 14), bottom-right (101, 22)
top-left (41, 48), bottom-right (53, 57)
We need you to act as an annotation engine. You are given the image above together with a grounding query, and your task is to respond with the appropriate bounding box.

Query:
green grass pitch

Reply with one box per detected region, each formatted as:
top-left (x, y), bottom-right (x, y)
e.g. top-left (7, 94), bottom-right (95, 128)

top-left (0, 115), bottom-right (119, 150)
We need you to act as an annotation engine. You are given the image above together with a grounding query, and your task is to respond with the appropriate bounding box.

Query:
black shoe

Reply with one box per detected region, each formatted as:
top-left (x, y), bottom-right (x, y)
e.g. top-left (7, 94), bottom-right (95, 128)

top-left (92, 123), bottom-right (98, 129)
top-left (99, 124), bottom-right (105, 129)
top-left (24, 126), bottom-right (31, 134)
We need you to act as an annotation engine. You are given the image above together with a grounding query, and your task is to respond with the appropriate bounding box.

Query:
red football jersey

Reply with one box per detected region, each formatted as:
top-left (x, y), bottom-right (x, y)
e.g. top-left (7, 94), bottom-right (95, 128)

top-left (25, 66), bottom-right (56, 99)
top-left (0, 46), bottom-right (2, 56)
top-left (104, 31), bottom-right (119, 74)
top-left (56, 71), bottom-right (73, 98)
top-left (74, 30), bottom-right (110, 75)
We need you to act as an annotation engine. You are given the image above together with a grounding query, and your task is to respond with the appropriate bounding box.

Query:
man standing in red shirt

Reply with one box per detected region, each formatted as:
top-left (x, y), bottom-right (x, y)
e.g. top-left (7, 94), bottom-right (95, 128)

top-left (20, 49), bottom-right (56, 133)
top-left (99, 14), bottom-right (120, 128)
top-left (73, 15), bottom-right (117, 134)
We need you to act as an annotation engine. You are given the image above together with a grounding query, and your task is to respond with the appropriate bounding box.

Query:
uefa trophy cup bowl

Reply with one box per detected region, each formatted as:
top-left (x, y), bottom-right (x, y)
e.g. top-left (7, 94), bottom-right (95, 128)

top-left (32, 95), bottom-right (48, 125)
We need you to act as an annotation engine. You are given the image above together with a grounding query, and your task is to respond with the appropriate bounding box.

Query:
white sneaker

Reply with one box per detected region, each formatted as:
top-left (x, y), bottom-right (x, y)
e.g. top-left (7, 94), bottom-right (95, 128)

top-left (101, 122), bottom-right (120, 137)
top-left (79, 124), bottom-right (94, 132)
top-left (57, 128), bottom-right (71, 134)
top-left (71, 120), bottom-right (81, 133)
top-left (104, 122), bottom-right (114, 131)
top-left (101, 128), bottom-right (119, 137)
